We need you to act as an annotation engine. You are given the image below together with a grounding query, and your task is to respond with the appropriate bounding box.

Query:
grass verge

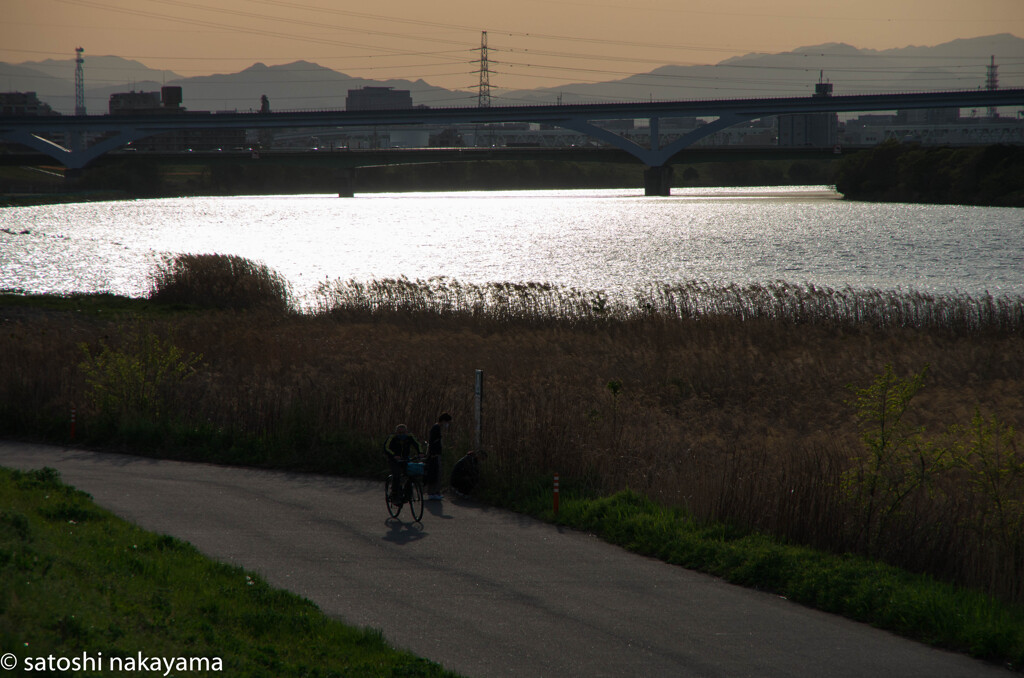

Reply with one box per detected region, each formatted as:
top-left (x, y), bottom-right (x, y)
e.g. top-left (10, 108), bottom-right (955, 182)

top-left (486, 481), bottom-right (1024, 671)
top-left (0, 466), bottom-right (464, 678)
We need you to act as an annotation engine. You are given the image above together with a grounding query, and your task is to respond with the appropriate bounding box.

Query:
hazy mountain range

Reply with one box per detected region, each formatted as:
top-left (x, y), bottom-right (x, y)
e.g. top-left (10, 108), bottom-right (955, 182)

top-left (2, 33), bottom-right (1021, 115)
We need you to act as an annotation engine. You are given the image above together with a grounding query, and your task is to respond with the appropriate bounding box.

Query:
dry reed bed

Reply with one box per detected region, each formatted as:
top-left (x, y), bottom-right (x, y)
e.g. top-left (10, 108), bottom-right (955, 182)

top-left (313, 277), bottom-right (1024, 331)
top-left (2, 278), bottom-right (1023, 603)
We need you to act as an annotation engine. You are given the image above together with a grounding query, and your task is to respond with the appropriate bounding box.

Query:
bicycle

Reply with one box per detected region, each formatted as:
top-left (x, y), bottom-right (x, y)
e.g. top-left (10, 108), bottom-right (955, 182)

top-left (385, 456), bottom-right (425, 522)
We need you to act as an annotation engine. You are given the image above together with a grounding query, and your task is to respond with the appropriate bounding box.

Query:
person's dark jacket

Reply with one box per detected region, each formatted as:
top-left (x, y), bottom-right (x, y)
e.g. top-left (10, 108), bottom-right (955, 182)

top-left (385, 433), bottom-right (421, 460)
top-left (427, 423), bottom-right (443, 457)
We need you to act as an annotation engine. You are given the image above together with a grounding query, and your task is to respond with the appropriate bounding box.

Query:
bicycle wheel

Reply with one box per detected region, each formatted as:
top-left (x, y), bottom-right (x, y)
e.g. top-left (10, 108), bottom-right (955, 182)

top-left (385, 475), bottom-right (403, 518)
top-left (408, 479), bottom-right (424, 522)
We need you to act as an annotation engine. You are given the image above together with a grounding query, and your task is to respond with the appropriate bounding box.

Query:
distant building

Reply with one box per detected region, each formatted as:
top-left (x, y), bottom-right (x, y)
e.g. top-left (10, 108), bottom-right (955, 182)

top-left (346, 87), bottom-right (413, 111)
top-left (778, 79), bottom-right (839, 147)
top-left (109, 87), bottom-right (183, 115)
top-left (109, 91), bottom-right (162, 114)
top-left (841, 115), bottom-right (896, 146)
top-left (0, 92), bottom-right (57, 116)
top-left (107, 86), bottom-right (244, 151)
top-left (895, 108), bottom-right (960, 125)
top-left (696, 118), bottom-right (776, 146)
top-left (841, 113), bottom-right (1024, 147)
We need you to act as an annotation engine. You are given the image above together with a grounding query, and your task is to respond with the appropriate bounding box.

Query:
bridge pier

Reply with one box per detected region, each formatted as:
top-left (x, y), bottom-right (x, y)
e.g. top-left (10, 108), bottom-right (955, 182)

top-left (338, 168), bottom-right (356, 198)
top-left (64, 168), bottom-right (83, 186)
top-left (643, 165), bottom-right (673, 197)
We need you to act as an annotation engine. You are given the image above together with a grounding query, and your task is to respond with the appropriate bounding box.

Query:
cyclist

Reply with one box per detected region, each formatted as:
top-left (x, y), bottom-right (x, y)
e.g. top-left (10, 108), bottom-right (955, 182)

top-left (384, 424), bottom-right (421, 503)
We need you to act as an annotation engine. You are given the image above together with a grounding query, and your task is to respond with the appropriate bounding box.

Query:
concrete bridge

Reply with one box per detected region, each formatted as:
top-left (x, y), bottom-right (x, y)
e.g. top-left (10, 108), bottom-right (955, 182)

top-left (3, 89), bottom-right (1023, 195)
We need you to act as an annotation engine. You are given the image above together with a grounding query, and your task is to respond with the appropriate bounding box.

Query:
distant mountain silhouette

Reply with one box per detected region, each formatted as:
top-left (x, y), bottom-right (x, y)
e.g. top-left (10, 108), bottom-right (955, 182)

top-left (503, 34), bottom-right (1024, 104)
top-left (1, 57), bottom-right (463, 114)
top-left (0, 55), bottom-right (182, 113)
top-left (3, 34), bottom-right (1021, 114)
top-left (156, 61), bottom-right (464, 113)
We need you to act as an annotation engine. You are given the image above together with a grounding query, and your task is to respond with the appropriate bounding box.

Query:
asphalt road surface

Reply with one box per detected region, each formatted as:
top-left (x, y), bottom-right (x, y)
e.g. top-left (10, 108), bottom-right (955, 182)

top-left (0, 441), bottom-right (1012, 678)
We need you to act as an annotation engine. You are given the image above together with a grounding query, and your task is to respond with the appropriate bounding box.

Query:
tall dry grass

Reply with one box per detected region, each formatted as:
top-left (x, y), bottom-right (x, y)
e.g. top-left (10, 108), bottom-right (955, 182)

top-left (312, 277), bottom-right (1024, 332)
top-left (150, 253), bottom-right (293, 312)
top-left (2, 273), bottom-right (1022, 603)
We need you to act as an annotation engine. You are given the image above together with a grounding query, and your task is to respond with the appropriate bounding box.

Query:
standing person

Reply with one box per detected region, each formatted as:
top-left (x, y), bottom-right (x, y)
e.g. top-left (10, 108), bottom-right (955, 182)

top-left (426, 413), bottom-right (452, 500)
top-left (384, 424), bottom-right (421, 502)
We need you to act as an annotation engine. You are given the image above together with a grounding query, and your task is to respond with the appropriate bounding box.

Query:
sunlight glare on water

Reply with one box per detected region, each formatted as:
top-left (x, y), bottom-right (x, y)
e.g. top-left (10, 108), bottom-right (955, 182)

top-left (1, 187), bottom-right (1022, 302)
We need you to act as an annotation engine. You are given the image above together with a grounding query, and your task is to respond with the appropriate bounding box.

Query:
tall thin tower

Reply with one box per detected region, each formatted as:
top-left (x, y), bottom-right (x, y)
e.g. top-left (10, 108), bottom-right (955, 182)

top-left (475, 31), bottom-right (492, 108)
top-left (74, 47), bottom-right (86, 115)
top-left (986, 55), bottom-right (999, 119)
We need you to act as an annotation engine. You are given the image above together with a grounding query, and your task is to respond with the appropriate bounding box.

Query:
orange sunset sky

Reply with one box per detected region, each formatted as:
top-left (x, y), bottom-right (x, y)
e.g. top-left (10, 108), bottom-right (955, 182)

top-left (2, 0), bottom-right (1022, 91)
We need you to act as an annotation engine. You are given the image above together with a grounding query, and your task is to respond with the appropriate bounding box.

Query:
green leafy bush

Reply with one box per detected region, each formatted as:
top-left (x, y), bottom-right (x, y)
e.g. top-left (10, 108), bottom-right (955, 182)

top-left (843, 364), bottom-right (947, 553)
top-left (79, 323), bottom-right (202, 426)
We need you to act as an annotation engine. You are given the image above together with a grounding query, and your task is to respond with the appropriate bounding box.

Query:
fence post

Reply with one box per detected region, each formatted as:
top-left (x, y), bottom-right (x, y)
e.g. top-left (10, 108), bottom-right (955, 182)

top-left (554, 473), bottom-right (560, 516)
top-left (474, 369), bottom-right (483, 452)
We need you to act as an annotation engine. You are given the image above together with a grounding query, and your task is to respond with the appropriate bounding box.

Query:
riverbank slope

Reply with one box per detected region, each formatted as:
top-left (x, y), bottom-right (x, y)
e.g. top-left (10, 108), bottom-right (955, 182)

top-left (2, 270), bottom-right (1024, 667)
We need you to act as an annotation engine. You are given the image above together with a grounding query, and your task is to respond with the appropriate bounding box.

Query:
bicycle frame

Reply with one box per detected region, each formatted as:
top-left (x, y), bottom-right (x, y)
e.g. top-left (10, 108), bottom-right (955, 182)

top-left (386, 458), bottom-right (425, 522)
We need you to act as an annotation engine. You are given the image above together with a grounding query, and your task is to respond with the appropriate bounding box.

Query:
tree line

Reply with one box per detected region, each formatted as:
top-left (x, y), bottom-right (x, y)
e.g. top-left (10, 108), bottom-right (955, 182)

top-left (835, 142), bottom-right (1024, 207)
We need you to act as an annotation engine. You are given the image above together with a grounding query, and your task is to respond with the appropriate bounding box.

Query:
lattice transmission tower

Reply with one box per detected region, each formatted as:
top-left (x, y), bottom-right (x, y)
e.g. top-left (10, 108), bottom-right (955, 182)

top-left (74, 47), bottom-right (86, 116)
top-left (474, 31), bottom-right (492, 108)
top-left (986, 55), bottom-right (999, 119)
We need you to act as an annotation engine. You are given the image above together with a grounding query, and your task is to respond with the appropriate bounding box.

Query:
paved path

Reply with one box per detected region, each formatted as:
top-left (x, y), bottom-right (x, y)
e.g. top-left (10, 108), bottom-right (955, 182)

top-left (0, 442), bottom-right (1011, 677)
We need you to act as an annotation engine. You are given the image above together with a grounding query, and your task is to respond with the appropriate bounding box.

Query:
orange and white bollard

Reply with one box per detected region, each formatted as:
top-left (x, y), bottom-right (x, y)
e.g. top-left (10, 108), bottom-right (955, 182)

top-left (553, 473), bottom-right (560, 516)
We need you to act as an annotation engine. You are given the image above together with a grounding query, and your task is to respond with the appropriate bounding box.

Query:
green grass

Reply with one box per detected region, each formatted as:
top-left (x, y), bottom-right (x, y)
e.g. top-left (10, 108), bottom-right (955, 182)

top-left (4, 462), bottom-right (1020, 675)
top-left (0, 291), bottom-right (199, 318)
top-left (486, 482), bottom-right (1024, 670)
top-left (0, 466), bottom-right (464, 678)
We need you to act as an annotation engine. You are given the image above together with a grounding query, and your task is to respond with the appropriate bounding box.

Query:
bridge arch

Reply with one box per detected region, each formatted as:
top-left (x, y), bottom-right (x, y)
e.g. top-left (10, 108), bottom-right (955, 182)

top-left (1, 127), bottom-right (156, 170)
top-left (559, 112), bottom-right (757, 194)
top-left (559, 112), bottom-right (753, 168)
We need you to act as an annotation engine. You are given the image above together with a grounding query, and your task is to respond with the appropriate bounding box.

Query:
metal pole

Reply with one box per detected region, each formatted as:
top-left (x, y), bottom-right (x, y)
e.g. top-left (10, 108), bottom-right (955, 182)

top-left (474, 369), bottom-right (483, 451)
top-left (554, 473), bottom-right (560, 516)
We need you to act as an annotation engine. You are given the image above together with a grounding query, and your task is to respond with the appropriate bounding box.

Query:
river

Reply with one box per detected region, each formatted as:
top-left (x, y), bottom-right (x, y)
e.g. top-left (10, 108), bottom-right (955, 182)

top-left (2, 186), bottom-right (1023, 305)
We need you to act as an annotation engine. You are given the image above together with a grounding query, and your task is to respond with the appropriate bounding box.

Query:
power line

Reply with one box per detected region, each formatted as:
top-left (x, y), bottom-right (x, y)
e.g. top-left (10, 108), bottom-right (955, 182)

top-left (146, 0), bottom-right (474, 50)
top-left (51, 0), bottom-right (473, 60)
top-left (10, 0), bottom-right (1024, 99)
top-left (241, 0), bottom-right (482, 35)
top-left (0, 46), bottom-right (472, 66)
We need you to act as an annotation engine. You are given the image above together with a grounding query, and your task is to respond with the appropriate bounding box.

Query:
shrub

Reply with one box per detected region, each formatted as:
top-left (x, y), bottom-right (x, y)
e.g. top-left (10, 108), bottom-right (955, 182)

top-left (79, 323), bottom-right (202, 426)
top-left (843, 365), bottom-right (948, 555)
top-left (949, 411), bottom-right (1024, 602)
top-left (149, 253), bottom-right (293, 312)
